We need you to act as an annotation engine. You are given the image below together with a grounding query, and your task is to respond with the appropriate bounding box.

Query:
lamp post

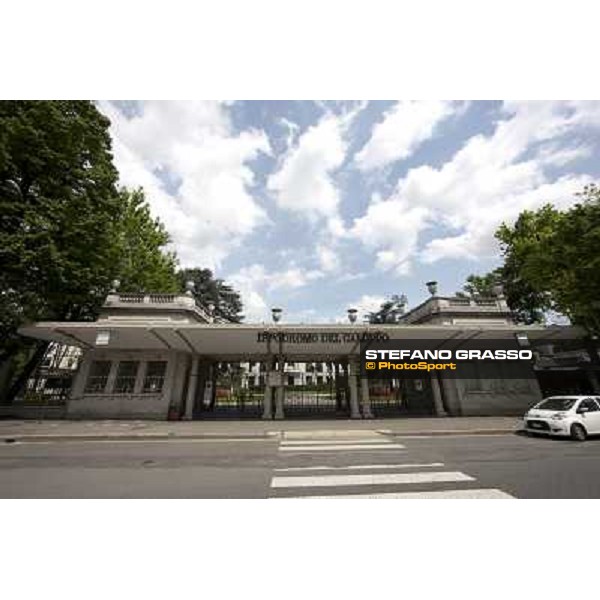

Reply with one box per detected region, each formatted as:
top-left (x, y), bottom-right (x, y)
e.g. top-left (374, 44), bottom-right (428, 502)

top-left (269, 307), bottom-right (285, 419)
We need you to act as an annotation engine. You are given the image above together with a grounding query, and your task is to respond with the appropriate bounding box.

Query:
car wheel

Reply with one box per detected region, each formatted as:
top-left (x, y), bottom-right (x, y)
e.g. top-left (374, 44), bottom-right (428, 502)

top-left (570, 423), bottom-right (587, 441)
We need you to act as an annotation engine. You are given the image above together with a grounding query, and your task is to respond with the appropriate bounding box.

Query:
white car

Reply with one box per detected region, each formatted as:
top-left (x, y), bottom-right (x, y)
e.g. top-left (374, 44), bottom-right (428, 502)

top-left (523, 396), bottom-right (600, 441)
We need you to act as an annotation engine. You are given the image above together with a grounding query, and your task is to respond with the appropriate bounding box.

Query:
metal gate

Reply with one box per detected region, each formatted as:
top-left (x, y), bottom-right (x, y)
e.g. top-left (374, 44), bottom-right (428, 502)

top-left (201, 362), bottom-right (264, 419)
top-left (369, 377), bottom-right (435, 417)
top-left (283, 368), bottom-right (349, 418)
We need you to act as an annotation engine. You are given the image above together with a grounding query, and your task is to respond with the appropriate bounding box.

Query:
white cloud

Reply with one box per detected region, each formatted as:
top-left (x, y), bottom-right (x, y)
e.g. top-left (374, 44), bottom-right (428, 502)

top-left (355, 101), bottom-right (457, 170)
top-left (351, 101), bottom-right (600, 272)
top-left (346, 294), bottom-right (386, 323)
top-left (99, 101), bottom-right (270, 269)
top-left (350, 196), bottom-right (429, 276)
top-left (268, 113), bottom-right (345, 227)
top-left (316, 244), bottom-right (340, 273)
top-left (535, 142), bottom-right (592, 167)
top-left (267, 103), bottom-right (366, 237)
top-left (227, 263), bottom-right (326, 322)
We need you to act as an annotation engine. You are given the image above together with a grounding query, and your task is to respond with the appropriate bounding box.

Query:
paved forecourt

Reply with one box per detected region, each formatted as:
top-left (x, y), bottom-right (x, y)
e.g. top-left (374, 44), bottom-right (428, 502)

top-left (269, 430), bottom-right (515, 499)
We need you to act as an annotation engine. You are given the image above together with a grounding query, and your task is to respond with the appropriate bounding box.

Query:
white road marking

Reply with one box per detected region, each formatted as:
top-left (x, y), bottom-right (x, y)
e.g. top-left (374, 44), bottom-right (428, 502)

top-left (279, 488), bottom-right (515, 499)
top-left (282, 430), bottom-right (381, 440)
top-left (274, 463), bottom-right (445, 472)
top-left (279, 444), bottom-right (405, 452)
top-left (392, 434), bottom-right (511, 439)
top-left (280, 440), bottom-right (393, 446)
top-left (270, 471), bottom-right (473, 488)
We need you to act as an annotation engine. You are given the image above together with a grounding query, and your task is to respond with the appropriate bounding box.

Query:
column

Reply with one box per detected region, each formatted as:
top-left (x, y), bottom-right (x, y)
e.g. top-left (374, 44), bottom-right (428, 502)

top-left (348, 360), bottom-right (361, 419)
top-left (440, 375), bottom-right (461, 416)
top-left (430, 372), bottom-right (447, 417)
top-left (274, 357), bottom-right (285, 419)
top-left (262, 359), bottom-right (273, 419)
top-left (360, 375), bottom-right (373, 419)
top-left (184, 356), bottom-right (199, 420)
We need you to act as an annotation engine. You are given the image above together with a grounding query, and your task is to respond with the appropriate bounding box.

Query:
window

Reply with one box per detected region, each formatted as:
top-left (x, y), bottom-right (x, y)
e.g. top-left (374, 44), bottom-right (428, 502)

top-left (580, 399), bottom-right (600, 412)
top-left (287, 374), bottom-right (295, 386)
top-left (84, 361), bottom-right (111, 394)
top-left (142, 361), bottom-right (167, 393)
top-left (536, 397), bottom-right (577, 411)
top-left (113, 361), bottom-right (139, 394)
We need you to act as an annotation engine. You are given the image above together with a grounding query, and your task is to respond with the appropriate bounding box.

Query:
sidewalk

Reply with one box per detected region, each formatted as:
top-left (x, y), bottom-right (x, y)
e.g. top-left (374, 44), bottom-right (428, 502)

top-left (0, 416), bottom-right (523, 442)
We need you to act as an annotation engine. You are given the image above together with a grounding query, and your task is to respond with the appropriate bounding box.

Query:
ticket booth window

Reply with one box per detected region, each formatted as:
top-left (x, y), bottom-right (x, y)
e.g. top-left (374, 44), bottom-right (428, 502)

top-left (84, 361), bottom-right (111, 394)
top-left (113, 361), bottom-right (140, 394)
top-left (142, 361), bottom-right (167, 393)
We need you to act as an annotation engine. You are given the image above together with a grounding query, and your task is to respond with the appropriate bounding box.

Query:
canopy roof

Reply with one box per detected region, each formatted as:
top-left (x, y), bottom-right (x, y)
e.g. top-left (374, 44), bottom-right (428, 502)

top-left (18, 321), bottom-right (582, 362)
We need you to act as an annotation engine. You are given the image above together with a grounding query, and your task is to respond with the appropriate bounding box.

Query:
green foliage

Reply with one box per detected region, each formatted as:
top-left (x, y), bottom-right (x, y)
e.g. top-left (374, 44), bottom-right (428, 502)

top-left (114, 188), bottom-right (179, 293)
top-left (367, 294), bottom-right (407, 324)
top-left (0, 103), bottom-right (181, 402)
top-left (459, 267), bottom-right (547, 325)
top-left (463, 271), bottom-right (501, 297)
top-left (0, 101), bottom-right (121, 362)
top-left (465, 183), bottom-right (600, 330)
top-left (177, 268), bottom-right (244, 323)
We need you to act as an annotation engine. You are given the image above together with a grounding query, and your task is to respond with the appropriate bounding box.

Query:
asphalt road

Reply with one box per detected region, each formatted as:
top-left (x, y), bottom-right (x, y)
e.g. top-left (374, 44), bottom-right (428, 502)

top-left (1, 430), bottom-right (600, 498)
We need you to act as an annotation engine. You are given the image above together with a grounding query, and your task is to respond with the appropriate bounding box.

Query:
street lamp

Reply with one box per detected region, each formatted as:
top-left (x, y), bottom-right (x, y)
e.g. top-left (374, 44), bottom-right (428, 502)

top-left (347, 308), bottom-right (358, 323)
top-left (271, 307), bottom-right (283, 323)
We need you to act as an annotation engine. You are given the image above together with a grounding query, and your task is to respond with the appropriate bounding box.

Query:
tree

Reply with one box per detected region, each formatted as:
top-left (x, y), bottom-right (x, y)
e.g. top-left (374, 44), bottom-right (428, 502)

top-left (0, 101), bottom-right (121, 391)
top-left (367, 294), bottom-right (408, 324)
top-left (114, 188), bottom-right (179, 293)
top-left (177, 268), bottom-right (244, 323)
top-left (462, 271), bottom-right (502, 297)
top-left (464, 184), bottom-right (600, 331)
top-left (0, 102), bottom-right (181, 401)
top-left (458, 267), bottom-right (547, 325)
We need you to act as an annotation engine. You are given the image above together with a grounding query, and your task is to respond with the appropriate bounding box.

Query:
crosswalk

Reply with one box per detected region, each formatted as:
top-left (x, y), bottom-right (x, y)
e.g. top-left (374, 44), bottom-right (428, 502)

top-left (269, 431), bottom-right (514, 499)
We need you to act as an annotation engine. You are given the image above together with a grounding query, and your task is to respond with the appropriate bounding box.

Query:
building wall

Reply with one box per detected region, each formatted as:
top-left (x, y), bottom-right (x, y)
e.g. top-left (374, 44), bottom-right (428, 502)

top-left (68, 349), bottom-right (187, 420)
top-left (443, 362), bottom-right (543, 416)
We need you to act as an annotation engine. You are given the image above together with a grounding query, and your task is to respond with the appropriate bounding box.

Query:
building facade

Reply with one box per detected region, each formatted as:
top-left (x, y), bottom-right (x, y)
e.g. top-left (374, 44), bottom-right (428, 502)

top-left (16, 286), bottom-right (589, 420)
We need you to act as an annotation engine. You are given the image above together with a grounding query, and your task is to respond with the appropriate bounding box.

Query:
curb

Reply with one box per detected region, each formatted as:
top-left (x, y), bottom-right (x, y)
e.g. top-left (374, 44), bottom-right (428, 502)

top-left (2, 433), bottom-right (278, 443)
top-left (2, 429), bottom-right (521, 443)
top-left (387, 428), bottom-right (519, 437)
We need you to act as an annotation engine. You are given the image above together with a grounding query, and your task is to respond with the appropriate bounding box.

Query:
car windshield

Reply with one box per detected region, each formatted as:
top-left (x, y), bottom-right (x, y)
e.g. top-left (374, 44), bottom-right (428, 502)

top-left (535, 398), bottom-right (576, 411)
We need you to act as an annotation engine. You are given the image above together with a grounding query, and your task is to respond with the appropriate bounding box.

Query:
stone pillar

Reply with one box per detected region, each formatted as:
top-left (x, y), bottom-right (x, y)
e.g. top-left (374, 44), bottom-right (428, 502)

top-left (274, 357), bottom-right (285, 419)
top-left (348, 360), bottom-right (361, 419)
top-left (440, 375), bottom-right (461, 416)
top-left (184, 356), bottom-right (199, 420)
top-left (262, 360), bottom-right (273, 420)
top-left (360, 375), bottom-right (373, 419)
top-left (262, 385), bottom-right (273, 419)
top-left (586, 369), bottom-right (600, 394)
top-left (430, 372), bottom-right (447, 417)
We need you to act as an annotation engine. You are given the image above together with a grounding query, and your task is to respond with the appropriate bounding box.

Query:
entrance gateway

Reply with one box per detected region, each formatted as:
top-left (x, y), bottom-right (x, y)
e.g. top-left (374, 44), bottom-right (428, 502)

top-left (17, 288), bottom-right (567, 420)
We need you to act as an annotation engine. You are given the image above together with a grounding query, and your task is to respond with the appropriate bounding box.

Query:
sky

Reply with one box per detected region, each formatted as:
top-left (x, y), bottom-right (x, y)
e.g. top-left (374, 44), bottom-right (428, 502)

top-left (98, 100), bottom-right (600, 324)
